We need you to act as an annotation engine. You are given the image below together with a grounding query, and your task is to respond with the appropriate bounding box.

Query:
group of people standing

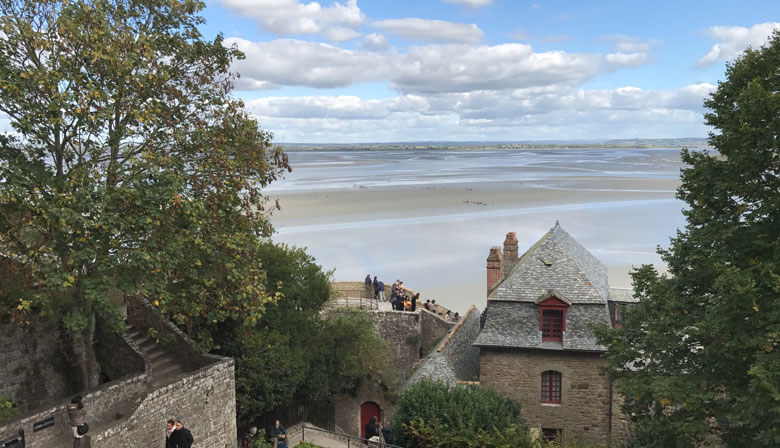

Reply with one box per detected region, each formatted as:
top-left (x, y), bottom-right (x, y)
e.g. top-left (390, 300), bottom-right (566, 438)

top-left (364, 416), bottom-right (393, 445)
top-left (241, 419), bottom-right (287, 448)
top-left (165, 418), bottom-right (194, 448)
top-left (364, 275), bottom-right (422, 312)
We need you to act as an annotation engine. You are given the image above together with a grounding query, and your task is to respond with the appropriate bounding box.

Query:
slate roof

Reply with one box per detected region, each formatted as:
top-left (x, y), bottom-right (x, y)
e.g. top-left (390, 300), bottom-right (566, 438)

top-left (474, 223), bottom-right (614, 352)
top-left (609, 287), bottom-right (639, 303)
top-left (488, 223), bottom-right (609, 304)
top-left (406, 306), bottom-right (482, 387)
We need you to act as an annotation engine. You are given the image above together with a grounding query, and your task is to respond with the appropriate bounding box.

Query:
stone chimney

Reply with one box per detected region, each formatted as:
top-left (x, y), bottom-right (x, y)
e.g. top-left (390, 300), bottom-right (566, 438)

top-left (486, 246), bottom-right (504, 296)
top-left (503, 232), bottom-right (518, 276)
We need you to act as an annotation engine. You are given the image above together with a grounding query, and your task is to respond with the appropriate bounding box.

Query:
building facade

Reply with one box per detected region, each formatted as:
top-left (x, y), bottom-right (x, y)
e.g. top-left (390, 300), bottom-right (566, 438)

top-left (474, 223), bottom-right (633, 445)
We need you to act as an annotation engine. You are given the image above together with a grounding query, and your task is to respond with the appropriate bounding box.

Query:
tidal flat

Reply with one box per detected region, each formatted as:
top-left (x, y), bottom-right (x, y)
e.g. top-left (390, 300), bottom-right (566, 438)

top-left (266, 148), bottom-right (688, 313)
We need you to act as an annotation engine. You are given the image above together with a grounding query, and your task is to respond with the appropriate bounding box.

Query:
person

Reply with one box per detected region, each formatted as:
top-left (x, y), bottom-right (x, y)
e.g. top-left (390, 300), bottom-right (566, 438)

top-left (411, 292), bottom-right (419, 312)
top-left (424, 299), bottom-right (431, 311)
top-left (172, 419), bottom-right (194, 448)
top-left (165, 419), bottom-right (177, 448)
top-left (364, 415), bottom-right (379, 442)
top-left (403, 295), bottom-right (411, 311)
top-left (381, 421), bottom-right (393, 445)
top-left (372, 276), bottom-right (379, 300)
top-left (453, 312), bottom-right (460, 322)
top-left (242, 426), bottom-right (258, 448)
top-left (67, 395), bottom-right (87, 448)
top-left (377, 280), bottom-right (385, 301)
top-left (271, 419), bottom-right (287, 448)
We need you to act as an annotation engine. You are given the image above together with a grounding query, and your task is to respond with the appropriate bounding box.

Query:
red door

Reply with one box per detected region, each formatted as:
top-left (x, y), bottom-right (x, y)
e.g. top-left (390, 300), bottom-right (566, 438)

top-left (360, 401), bottom-right (381, 438)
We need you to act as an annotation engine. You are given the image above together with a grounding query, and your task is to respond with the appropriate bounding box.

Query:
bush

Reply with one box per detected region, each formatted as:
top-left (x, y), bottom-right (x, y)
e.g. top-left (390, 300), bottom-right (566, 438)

top-left (0, 396), bottom-right (16, 423)
top-left (392, 379), bottom-right (533, 447)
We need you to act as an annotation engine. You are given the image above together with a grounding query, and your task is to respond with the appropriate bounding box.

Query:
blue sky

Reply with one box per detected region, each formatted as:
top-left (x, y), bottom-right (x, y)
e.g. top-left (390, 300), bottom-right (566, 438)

top-left (200, 0), bottom-right (779, 143)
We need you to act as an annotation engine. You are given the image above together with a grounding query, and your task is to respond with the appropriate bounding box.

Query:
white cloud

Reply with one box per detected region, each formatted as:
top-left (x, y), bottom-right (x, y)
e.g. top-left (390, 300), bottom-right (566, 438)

top-left (442, 0), bottom-right (492, 7)
top-left (228, 39), bottom-right (652, 94)
top-left (372, 18), bottom-right (484, 44)
top-left (219, 0), bottom-right (364, 42)
top-left (362, 33), bottom-right (392, 51)
top-left (392, 44), bottom-right (602, 93)
top-left (697, 22), bottom-right (780, 67)
top-left (244, 84), bottom-right (713, 142)
top-left (226, 38), bottom-right (388, 89)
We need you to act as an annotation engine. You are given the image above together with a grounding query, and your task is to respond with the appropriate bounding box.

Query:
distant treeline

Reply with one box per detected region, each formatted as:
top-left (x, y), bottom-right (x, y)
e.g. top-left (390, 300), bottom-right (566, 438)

top-left (280, 138), bottom-right (711, 151)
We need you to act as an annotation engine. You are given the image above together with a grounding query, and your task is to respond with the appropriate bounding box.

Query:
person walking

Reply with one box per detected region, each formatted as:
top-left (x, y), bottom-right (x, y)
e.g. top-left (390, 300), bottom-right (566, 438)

top-left (67, 395), bottom-right (87, 448)
top-left (372, 276), bottom-right (379, 300)
top-left (364, 416), bottom-right (380, 442)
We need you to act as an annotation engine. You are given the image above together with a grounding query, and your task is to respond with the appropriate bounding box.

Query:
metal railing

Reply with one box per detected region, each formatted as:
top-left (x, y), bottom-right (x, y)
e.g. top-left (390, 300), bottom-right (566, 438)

top-left (329, 285), bottom-right (379, 310)
top-left (298, 423), bottom-right (402, 448)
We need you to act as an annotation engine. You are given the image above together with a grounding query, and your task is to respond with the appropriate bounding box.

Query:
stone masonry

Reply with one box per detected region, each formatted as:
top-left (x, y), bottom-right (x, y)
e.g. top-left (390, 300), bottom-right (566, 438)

top-left (480, 348), bottom-right (614, 446)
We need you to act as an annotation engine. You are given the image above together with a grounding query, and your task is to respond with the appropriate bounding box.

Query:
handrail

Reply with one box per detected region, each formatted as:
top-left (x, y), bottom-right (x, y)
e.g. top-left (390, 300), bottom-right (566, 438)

top-left (298, 423), bottom-right (402, 448)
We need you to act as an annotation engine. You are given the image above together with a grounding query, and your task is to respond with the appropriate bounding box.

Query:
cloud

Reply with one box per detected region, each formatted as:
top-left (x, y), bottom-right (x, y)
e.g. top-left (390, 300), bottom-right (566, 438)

top-left (697, 22), bottom-right (780, 67)
top-left (219, 0), bottom-right (364, 42)
top-left (443, 0), bottom-right (492, 7)
top-left (244, 84), bottom-right (714, 142)
top-left (362, 33), bottom-right (392, 51)
top-left (372, 18), bottom-right (484, 44)
top-left (606, 52), bottom-right (648, 69)
top-left (603, 34), bottom-right (660, 52)
top-left (226, 38), bottom-right (388, 89)
top-left (542, 34), bottom-right (570, 43)
top-left (391, 44), bottom-right (601, 93)
top-left (228, 39), bottom-right (651, 93)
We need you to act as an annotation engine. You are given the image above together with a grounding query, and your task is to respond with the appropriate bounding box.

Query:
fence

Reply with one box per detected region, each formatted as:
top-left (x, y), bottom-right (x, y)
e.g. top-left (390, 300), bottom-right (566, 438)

top-left (297, 423), bottom-right (403, 448)
top-left (329, 282), bottom-right (378, 310)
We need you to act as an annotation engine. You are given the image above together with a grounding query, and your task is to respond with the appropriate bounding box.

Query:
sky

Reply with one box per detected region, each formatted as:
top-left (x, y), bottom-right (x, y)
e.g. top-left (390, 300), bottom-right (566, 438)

top-left (196, 0), bottom-right (779, 143)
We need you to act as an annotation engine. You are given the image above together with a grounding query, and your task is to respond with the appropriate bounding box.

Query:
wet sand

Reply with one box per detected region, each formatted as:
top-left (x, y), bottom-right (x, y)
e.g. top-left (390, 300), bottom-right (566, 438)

top-left (265, 150), bottom-right (686, 313)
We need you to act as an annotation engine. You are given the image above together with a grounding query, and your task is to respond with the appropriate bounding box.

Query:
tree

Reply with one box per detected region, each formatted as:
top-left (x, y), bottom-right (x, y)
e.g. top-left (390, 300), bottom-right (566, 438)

top-left (595, 31), bottom-right (780, 447)
top-left (0, 0), bottom-right (289, 389)
top-left (392, 379), bottom-right (532, 448)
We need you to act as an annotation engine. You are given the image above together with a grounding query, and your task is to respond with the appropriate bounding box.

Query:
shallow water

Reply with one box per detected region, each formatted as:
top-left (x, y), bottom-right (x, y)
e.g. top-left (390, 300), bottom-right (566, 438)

top-left (266, 148), bottom-right (689, 313)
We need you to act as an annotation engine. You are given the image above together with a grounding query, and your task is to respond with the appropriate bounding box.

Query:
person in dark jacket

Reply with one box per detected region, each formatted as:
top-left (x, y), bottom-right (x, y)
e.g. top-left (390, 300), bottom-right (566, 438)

top-left (372, 276), bottom-right (379, 300)
top-left (270, 419), bottom-right (287, 448)
top-left (411, 292), bottom-right (419, 311)
top-left (165, 419), bottom-right (177, 448)
top-left (364, 415), bottom-right (379, 441)
top-left (172, 419), bottom-right (194, 448)
top-left (381, 421), bottom-right (393, 444)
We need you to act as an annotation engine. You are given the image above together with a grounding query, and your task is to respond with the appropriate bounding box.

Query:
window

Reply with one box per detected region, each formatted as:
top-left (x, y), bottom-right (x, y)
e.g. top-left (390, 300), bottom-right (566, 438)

top-left (542, 428), bottom-right (561, 442)
top-left (541, 370), bottom-right (562, 404)
top-left (538, 296), bottom-right (567, 341)
top-left (541, 309), bottom-right (564, 340)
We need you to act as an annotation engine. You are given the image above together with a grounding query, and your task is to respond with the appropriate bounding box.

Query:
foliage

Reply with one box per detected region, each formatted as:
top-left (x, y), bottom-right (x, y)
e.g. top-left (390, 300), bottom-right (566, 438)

top-left (0, 396), bottom-right (16, 423)
top-left (0, 0), bottom-right (289, 387)
top-left (595, 31), bottom-right (780, 447)
top-left (215, 243), bottom-right (394, 427)
top-left (393, 379), bottom-right (532, 448)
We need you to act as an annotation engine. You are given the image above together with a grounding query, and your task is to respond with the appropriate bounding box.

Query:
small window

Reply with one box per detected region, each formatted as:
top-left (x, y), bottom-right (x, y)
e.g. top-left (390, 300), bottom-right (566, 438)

top-left (541, 309), bottom-right (564, 341)
top-left (541, 370), bottom-right (562, 404)
top-left (613, 305), bottom-right (623, 328)
top-left (542, 428), bottom-right (561, 442)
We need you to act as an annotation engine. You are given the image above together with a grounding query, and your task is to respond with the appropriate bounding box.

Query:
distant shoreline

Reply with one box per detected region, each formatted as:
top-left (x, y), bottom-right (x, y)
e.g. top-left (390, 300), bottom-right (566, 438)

top-left (278, 139), bottom-right (711, 152)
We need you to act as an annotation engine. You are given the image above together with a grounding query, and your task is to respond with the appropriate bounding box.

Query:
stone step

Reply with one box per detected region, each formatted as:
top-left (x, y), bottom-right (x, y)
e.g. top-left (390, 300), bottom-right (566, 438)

top-left (151, 356), bottom-right (175, 371)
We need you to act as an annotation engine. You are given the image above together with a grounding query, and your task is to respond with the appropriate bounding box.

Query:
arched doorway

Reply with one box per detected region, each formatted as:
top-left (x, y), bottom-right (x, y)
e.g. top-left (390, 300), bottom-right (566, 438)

top-left (360, 401), bottom-right (381, 438)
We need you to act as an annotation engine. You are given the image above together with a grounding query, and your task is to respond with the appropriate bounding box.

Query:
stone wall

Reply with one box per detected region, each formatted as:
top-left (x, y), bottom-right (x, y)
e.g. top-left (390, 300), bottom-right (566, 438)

top-left (0, 371), bottom-right (149, 447)
top-left (419, 309), bottom-right (454, 356)
top-left (334, 380), bottom-right (393, 439)
top-left (369, 310), bottom-right (422, 382)
top-left (479, 348), bottom-right (620, 446)
top-left (0, 322), bottom-right (77, 414)
top-left (90, 357), bottom-right (237, 448)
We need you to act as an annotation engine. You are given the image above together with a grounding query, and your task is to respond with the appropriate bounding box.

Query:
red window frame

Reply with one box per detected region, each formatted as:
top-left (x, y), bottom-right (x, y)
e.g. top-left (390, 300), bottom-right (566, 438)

top-left (538, 297), bottom-right (568, 341)
top-left (541, 370), bottom-right (562, 404)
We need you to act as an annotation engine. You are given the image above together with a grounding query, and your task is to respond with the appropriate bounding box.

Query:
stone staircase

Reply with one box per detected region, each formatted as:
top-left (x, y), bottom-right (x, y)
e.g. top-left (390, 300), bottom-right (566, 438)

top-left (126, 324), bottom-right (184, 386)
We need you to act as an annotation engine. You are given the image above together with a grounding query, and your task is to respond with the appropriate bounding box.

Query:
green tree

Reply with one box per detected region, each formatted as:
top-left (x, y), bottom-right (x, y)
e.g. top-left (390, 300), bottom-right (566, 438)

top-left (393, 379), bottom-right (532, 448)
top-left (595, 31), bottom-right (780, 447)
top-left (0, 0), bottom-right (289, 389)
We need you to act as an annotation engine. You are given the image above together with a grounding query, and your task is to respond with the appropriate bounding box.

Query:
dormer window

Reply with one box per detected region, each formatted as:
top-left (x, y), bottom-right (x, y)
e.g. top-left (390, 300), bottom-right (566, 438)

top-left (538, 296), bottom-right (568, 342)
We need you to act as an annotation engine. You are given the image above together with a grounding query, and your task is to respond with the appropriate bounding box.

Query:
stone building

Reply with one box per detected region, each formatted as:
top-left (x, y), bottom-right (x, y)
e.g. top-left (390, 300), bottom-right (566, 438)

top-left (474, 223), bottom-right (635, 445)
